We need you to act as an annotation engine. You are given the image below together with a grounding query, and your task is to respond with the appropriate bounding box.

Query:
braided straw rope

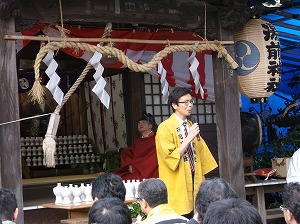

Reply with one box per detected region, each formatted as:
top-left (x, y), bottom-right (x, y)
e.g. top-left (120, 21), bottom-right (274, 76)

top-left (42, 61), bottom-right (92, 167)
top-left (29, 40), bottom-right (238, 103)
top-left (41, 23), bottom-right (114, 167)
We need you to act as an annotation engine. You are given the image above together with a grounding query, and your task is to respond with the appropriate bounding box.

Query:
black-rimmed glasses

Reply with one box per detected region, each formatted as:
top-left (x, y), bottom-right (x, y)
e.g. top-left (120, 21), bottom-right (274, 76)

top-left (178, 99), bottom-right (195, 105)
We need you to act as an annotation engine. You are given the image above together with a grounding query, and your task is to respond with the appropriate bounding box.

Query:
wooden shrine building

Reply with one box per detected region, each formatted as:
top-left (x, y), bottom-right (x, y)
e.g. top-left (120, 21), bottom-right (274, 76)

top-left (0, 0), bottom-right (279, 223)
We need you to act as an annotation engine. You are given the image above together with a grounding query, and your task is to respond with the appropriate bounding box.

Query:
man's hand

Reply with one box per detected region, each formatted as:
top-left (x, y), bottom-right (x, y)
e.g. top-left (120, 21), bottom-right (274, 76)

top-left (178, 123), bottom-right (200, 157)
top-left (129, 165), bottom-right (133, 173)
top-left (187, 123), bottom-right (200, 141)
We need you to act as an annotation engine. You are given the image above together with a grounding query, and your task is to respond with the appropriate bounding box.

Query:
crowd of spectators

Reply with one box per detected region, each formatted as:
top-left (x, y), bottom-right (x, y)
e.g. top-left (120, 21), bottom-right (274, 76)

top-left (2, 174), bottom-right (298, 224)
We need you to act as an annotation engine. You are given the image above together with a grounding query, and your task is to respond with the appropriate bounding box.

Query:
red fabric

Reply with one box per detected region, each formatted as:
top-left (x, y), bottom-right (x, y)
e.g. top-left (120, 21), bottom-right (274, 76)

top-left (40, 25), bottom-right (204, 62)
top-left (115, 133), bottom-right (158, 181)
top-left (18, 24), bottom-right (214, 101)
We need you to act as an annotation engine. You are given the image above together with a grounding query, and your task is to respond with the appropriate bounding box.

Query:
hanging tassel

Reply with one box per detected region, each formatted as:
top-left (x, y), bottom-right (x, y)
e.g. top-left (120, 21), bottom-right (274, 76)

top-left (43, 113), bottom-right (60, 167)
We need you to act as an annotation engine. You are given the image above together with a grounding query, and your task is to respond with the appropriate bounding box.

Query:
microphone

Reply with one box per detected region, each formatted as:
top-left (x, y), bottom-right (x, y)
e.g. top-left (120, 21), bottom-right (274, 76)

top-left (191, 118), bottom-right (200, 141)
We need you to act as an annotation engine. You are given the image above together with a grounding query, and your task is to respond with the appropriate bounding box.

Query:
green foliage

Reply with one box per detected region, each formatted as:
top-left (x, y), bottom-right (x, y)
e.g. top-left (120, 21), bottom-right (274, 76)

top-left (128, 202), bottom-right (146, 219)
top-left (253, 125), bottom-right (300, 169)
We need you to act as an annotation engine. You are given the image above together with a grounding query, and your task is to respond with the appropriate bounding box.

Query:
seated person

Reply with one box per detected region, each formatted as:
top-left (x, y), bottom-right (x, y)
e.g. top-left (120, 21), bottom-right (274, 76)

top-left (203, 198), bottom-right (263, 224)
top-left (115, 112), bottom-right (159, 181)
top-left (0, 188), bottom-right (19, 224)
top-left (281, 182), bottom-right (300, 224)
top-left (187, 177), bottom-right (238, 223)
top-left (137, 178), bottom-right (188, 223)
top-left (91, 173), bottom-right (126, 202)
top-left (287, 148), bottom-right (300, 183)
top-left (88, 197), bottom-right (132, 224)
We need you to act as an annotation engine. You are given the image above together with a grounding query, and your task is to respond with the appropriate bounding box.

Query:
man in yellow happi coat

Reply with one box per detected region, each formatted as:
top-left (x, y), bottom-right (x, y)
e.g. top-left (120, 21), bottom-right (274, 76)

top-left (156, 87), bottom-right (218, 217)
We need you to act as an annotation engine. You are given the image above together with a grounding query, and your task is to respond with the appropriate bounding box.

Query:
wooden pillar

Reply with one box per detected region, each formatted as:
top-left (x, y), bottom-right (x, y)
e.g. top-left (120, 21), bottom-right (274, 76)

top-left (0, 6), bottom-right (24, 224)
top-left (123, 70), bottom-right (144, 145)
top-left (213, 20), bottom-right (245, 197)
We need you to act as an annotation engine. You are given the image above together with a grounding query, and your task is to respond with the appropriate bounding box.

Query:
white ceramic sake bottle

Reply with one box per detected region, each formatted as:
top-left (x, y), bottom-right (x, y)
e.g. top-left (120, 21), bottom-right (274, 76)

top-left (125, 180), bottom-right (135, 200)
top-left (72, 185), bottom-right (82, 204)
top-left (84, 184), bottom-right (93, 203)
top-left (53, 183), bottom-right (64, 204)
top-left (68, 184), bottom-right (74, 202)
top-left (79, 183), bottom-right (86, 202)
top-left (133, 180), bottom-right (141, 198)
top-left (61, 186), bottom-right (72, 205)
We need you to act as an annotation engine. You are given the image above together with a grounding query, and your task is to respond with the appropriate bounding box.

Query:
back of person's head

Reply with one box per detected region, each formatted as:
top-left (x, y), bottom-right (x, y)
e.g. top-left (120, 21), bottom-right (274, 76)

top-left (88, 197), bottom-right (131, 224)
top-left (91, 173), bottom-right (126, 201)
top-left (282, 182), bottom-right (300, 223)
top-left (203, 198), bottom-right (263, 224)
top-left (168, 87), bottom-right (192, 111)
top-left (195, 178), bottom-right (238, 219)
top-left (0, 188), bottom-right (18, 222)
top-left (137, 178), bottom-right (167, 208)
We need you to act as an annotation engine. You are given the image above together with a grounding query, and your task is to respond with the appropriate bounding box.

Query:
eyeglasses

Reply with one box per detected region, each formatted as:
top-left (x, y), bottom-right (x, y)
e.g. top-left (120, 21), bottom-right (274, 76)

top-left (280, 205), bottom-right (288, 211)
top-left (178, 100), bottom-right (195, 105)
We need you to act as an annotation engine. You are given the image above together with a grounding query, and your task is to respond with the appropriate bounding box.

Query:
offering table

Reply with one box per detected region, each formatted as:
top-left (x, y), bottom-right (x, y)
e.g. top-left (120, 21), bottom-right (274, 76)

top-left (43, 199), bottom-right (137, 220)
top-left (245, 178), bottom-right (286, 224)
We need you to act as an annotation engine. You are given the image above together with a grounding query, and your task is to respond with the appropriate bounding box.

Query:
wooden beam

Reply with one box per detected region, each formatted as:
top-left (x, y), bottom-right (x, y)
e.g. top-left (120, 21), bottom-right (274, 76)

top-left (213, 17), bottom-right (245, 197)
top-left (0, 17), bottom-right (24, 223)
top-left (4, 35), bottom-right (235, 45)
top-left (15, 0), bottom-right (218, 31)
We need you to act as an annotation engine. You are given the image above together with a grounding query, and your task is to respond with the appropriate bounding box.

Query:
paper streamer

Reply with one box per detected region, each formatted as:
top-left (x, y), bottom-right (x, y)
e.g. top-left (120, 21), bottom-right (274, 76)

top-left (158, 61), bottom-right (169, 104)
top-left (187, 51), bottom-right (204, 99)
top-left (42, 50), bottom-right (64, 105)
top-left (89, 50), bottom-right (110, 109)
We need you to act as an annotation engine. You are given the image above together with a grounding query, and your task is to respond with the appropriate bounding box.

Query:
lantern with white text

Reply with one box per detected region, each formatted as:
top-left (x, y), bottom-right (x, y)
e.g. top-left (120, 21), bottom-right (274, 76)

top-left (235, 19), bottom-right (281, 103)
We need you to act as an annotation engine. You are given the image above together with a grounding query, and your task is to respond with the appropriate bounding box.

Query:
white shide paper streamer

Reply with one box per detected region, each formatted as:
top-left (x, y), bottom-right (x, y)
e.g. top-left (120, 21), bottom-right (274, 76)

top-left (187, 51), bottom-right (204, 99)
top-left (157, 61), bottom-right (169, 104)
top-left (42, 50), bottom-right (64, 105)
top-left (89, 51), bottom-right (110, 109)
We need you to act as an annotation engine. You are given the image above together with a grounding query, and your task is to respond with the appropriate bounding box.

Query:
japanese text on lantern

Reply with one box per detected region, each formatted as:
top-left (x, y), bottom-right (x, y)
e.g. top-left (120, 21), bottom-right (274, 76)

top-left (261, 23), bottom-right (282, 92)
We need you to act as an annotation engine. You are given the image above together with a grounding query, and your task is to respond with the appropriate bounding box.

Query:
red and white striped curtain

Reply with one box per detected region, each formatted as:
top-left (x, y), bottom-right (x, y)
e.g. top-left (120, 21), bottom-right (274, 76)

top-left (16, 24), bottom-right (215, 102)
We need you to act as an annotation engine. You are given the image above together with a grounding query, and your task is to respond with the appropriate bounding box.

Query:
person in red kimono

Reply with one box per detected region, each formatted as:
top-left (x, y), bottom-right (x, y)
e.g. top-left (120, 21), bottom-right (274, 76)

top-left (115, 112), bottom-right (158, 181)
